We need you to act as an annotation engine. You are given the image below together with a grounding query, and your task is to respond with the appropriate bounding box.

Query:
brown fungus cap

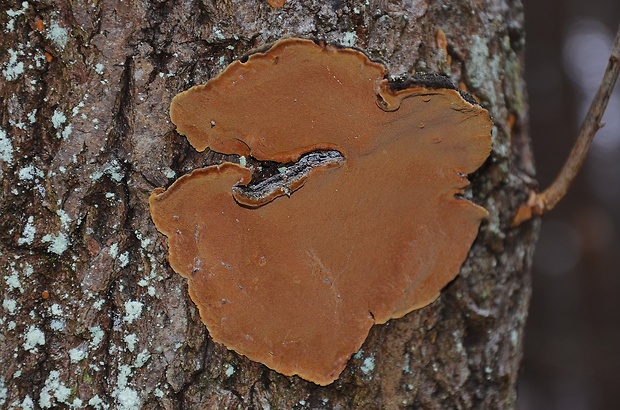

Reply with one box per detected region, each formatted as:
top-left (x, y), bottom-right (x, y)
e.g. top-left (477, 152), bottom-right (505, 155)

top-left (150, 38), bottom-right (492, 385)
top-left (267, 0), bottom-right (286, 7)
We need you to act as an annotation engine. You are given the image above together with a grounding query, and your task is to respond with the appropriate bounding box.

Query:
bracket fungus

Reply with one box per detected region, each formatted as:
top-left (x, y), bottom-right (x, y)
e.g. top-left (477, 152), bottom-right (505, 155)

top-left (150, 38), bottom-right (492, 385)
top-left (267, 0), bottom-right (286, 7)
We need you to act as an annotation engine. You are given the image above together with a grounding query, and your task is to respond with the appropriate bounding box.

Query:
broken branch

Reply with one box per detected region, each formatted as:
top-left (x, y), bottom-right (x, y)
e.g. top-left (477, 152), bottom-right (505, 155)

top-left (512, 23), bottom-right (620, 227)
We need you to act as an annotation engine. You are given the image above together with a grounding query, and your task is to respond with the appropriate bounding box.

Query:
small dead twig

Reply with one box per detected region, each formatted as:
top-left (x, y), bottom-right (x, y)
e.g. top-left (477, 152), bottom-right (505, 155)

top-left (512, 24), bottom-right (620, 227)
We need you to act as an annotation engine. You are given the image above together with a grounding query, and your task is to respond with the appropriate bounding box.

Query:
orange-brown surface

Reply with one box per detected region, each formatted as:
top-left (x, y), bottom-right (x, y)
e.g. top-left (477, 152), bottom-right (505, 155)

top-left (150, 38), bottom-right (492, 385)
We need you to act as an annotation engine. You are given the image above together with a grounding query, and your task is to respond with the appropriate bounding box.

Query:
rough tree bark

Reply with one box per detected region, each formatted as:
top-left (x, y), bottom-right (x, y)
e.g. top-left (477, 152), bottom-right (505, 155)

top-left (0, 0), bottom-right (537, 408)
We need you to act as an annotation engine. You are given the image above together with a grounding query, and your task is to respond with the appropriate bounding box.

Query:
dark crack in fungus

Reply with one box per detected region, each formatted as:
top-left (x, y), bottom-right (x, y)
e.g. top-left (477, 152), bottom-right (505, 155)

top-left (149, 38), bottom-right (492, 385)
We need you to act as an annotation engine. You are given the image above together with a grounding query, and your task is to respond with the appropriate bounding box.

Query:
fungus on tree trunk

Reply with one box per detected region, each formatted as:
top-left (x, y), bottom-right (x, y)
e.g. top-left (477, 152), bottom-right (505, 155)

top-left (267, 0), bottom-right (286, 7)
top-left (149, 38), bottom-right (492, 385)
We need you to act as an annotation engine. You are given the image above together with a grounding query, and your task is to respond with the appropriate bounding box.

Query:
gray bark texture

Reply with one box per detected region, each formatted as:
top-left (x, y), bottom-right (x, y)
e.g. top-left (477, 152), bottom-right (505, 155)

top-left (0, 0), bottom-right (538, 408)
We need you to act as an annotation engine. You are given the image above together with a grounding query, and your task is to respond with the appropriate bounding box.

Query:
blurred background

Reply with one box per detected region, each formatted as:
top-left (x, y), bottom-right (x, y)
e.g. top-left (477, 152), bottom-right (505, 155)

top-left (518, 1), bottom-right (620, 409)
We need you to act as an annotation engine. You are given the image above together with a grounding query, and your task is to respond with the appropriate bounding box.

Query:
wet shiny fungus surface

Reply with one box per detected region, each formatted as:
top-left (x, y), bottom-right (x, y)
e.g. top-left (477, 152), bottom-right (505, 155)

top-left (149, 38), bottom-right (492, 385)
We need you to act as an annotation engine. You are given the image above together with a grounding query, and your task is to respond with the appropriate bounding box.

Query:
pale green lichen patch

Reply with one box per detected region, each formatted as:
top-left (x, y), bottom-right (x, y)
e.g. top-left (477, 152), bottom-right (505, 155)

top-left (109, 243), bottom-right (119, 258)
top-left (403, 353), bottom-right (411, 374)
top-left (510, 329), bottom-right (519, 348)
top-left (69, 345), bottom-right (87, 363)
top-left (163, 167), bottom-right (176, 179)
top-left (2, 49), bottom-right (25, 81)
top-left (89, 326), bottom-right (104, 348)
top-left (27, 109), bottom-right (36, 124)
top-left (490, 126), bottom-right (506, 157)
top-left (23, 325), bottom-right (45, 353)
top-left (5, 270), bottom-right (23, 293)
top-left (224, 363), bottom-right (235, 377)
top-left (88, 395), bottom-right (104, 409)
top-left (112, 365), bottom-right (141, 409)
top-left (39, 370), bottom-right (76, 408)
top-left (341, 31), bottom-right (358, 47)
top-left (136, 232), bottom-right (152, 250)
top-left (42, 232), bottom-right (69, 255)
top-left (18, 165), bottom-right (44, 181)
top-left (56, 209), bottom-right (71, 229)
top-left (91, 160), bottom-right (125, 182)
top-left (465, 35), bottom-right (500, 110)
top-left (360, 356), bottom-right (375, 374)
top-left (0, 128), bottom-right (14, 165)
top-left (5, 2), bottom-right (29, 33)
top-left (50, 319), bottom-right (65, 331)
top-left (123, 301), bottom-right (144, 323)
top-left (134, 350), bottom-right (151, 368)
top-left (134, 236), bottom-right (164, 299)
top-left (94, 63), bottom-right (105, 75)
top-left (2, 298), bottom-right (17, 314)
top-left (49, 108), bottom-right (73, 139)
top-left (45, 20), bottom-right (69, 50)
top-left (118, 252), bottom-right (129, 268)
top-left (50, 303), bottom-right (63, 316)
top-left (17, 216), bottom-right (35, 245)
top-left (21, 395), bottom-right (34, 409)
top-left (51, 109), bottom-right (67, 129)
top-left (353, 348), bottom-right (376, 376)
top-left (211, 26), bottom-right (226, 41)
top-left (124, 334), bottom-right (138, 352)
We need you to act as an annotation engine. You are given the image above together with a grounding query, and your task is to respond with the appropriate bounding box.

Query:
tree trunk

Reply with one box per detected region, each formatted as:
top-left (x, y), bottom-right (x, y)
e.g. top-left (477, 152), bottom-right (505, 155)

top-left (0, 0), bottom-right (537, 408)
